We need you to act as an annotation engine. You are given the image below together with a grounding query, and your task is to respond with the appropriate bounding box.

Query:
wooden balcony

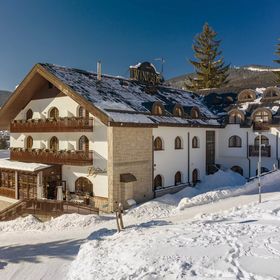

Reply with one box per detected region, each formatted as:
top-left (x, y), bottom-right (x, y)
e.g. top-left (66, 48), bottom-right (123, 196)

top-left (10, 148), bottom-right (93, 166)
top-left (10, 117), bottom-right (93, 133)
top-left (249, 145), bottom-right (271, 157)
top-left (253, 122), bottom-right (271, 131)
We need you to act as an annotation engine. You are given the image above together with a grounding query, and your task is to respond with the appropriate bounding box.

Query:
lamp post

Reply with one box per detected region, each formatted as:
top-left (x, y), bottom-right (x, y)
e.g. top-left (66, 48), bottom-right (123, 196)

top-left (257, 132), bottom-right (265, 203)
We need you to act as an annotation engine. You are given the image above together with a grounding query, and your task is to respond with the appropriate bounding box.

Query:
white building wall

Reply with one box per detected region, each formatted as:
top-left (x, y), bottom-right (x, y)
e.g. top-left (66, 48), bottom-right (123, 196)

top-left (10, 95), bottom-right (109, 198)
top-left (216, 125), bottom-right (280, 178)
top-left (153, 127), bottom-right (216, 187)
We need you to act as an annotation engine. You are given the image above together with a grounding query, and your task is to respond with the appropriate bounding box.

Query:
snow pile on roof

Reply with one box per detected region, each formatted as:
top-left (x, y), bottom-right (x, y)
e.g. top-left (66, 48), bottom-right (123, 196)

top-left (0, 213), bottom-right (103, 232)
top-left (41, 63), bottom-right (218, 126)
top-left (127, 169), bottom-right (246, 219)
top-left (0, 158), bottom-right (51, 172)
top-left (68, 193), bottom-right (280, 280)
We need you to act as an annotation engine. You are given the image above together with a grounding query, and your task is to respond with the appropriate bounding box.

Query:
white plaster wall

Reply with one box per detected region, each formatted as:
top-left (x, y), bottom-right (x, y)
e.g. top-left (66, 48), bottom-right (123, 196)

top-left (153, 127), bottom-right (215, 187)
top-left (216, 125), bottom-right (280, 178)
top-left (62, 165), bottom-right (108, 197)
top-left (15, 96), bottom-right (94, 120)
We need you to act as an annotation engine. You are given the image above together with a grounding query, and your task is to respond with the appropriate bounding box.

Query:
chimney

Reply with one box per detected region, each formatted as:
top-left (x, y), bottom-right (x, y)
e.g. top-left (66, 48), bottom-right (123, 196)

top-left (97, 61), bottom-right (102, 81)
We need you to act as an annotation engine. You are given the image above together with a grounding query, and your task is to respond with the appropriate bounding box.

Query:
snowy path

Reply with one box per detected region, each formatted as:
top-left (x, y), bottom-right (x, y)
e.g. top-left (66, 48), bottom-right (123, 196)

top-left (1, 191), bottom-right (279, 280)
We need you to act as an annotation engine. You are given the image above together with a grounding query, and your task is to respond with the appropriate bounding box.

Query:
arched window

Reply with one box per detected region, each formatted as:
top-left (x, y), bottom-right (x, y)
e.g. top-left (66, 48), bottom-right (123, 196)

top-left (228, 136), bottom-right (242, 147)
top-left (255, 167), bottom-right (269, 176)
top-left (229, 112), bottom-right (243, 124)
top-left (191, 108), bottom-right (200, 119)
top-left (152, 102), bottom-right (164, 116)
top-left (192, 136), bottom-right (199, 148)
top-left (26, 136), bottom-right (33, 150)
top-left (253, 109), bottom-right (271, 123)
top-left (263, 87), bottom-right (280, 99)
top-left (173, 106), bottom-right (184, 117)
top-left (154, 137), bottom-right (163, 151)
top-left (231, 166), bottom-right (243, 176)
top-left (192, 169), bottom-right (199, 185)
top-left (78, 106), bottom-right (89, 118)
top-left (254, 135), bottom-right (269, 146)
top-left (49, 107), bottom-right (59, 119)
top-left (79, 135), bottom-right (89, 151)
top-left (154, 175), bottom-right (163, 189)
top-left (75, 177), bottom-right (93, 196)
top-left (238, 89), bottom-right (256, 102)
top-left (26, 109), bottom-right (33, 120)
top-left (50, 136), bottom-right (59, 151)
top-left (175, 171), bottom-right (182, 185)
top-left (175, 136), bottom-right (182, 149)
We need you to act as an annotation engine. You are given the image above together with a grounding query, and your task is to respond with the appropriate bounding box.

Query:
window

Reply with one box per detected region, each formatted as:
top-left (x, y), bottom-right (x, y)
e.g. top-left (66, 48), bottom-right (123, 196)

top-left (154, 175), bottom-right (163, 189)
top-left (254, 135), bottom-right (269, 146)
top-left (49, 107), bottom-right (59, 119)
top-left (231, 166), bottom-right (243, 176)
top-left (175, 171), bottom-right (182, 185)
top-left (175, 137), bottom-right (182, 149)
top-left (75, 177), bottom-right (93, 196)
top-left (26, 136), bottom-right (33, 150)
top-left (78, 106), bottom-right (89, 118)
top-left (263, 87), bottom-right (280, 99)
top-left (192, 136), bottom-right (199, 148)
top-left (238, 89), bottom-right (256, 102)
top-left (154, 137), bottom-right (163, 151)
top-left (253, 110), bottom-right (270, 123)
top-left (50, 136), bottom-right (59, 151)
top-left (79, 135), bottom-right (89, 151)
top-left (228, 136), bottom-right (242, 147)
top-left (229, 112), bottom-right (243, 124)
top-left (192, 169), bottom-right (199, 185)
top-left (191, 108), bottom-right (200, 119)
top-left (26, 109), bottom-right (33, 120)
top-left (174, 106), bottom-right (184, 117)
top-left (152, 102), bottom-right (164, 116)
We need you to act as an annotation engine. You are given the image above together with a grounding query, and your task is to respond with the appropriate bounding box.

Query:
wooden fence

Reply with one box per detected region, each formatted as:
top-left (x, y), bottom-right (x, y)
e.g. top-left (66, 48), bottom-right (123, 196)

top-left (0, 199), bottom-right (99, 221)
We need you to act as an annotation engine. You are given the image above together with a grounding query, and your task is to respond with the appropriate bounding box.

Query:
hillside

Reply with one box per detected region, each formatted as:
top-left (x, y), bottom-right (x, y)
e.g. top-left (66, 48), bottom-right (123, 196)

top-left (166, 65), bottom-right (280, 94)
top-left (0, 90), bottom-right (11, 107)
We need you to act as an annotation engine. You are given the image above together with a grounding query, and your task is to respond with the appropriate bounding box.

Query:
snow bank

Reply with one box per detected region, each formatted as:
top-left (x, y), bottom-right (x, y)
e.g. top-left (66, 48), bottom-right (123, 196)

top-left (178, 170), bottom-right (280, 211)
top-left (128, 169), bottom-right (246, 219)
top-left (68, 196), bottom-right (280, 280)
top-left (0, 213), bottom-right (102, 232)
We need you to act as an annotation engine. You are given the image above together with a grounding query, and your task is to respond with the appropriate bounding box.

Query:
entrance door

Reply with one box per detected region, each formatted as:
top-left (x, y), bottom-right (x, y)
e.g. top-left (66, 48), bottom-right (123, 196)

top-left (206, 131), bottom-right (215, 174)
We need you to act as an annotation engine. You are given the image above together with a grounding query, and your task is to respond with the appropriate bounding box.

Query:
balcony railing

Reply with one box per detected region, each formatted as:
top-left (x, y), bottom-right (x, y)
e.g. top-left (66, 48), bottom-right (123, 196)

top-left (253, 122), bottom-right (271, 131)
top-left (10, 117), bottom-right (93, 133)
top-left (249, 145), bottom-right (271, 157)
top-left (10, 148), bottom-right (93, 166)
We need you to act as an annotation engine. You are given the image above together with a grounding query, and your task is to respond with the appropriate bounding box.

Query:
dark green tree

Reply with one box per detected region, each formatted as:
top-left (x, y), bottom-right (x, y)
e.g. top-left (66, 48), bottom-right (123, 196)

top-left (274, 39), bottom-right (280, 82)
top-left (0, 138), bottom-right (8, 149)
top-left (186, 23), bottom-right (230, 91)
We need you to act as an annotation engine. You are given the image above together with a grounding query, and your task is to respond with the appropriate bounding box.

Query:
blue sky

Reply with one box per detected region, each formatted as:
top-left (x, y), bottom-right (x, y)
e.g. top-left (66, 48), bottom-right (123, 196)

top-left (0, 0), bottom-right (280, 90)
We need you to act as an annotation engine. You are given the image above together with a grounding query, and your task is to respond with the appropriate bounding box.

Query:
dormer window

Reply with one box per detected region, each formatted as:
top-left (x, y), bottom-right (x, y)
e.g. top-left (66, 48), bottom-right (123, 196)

top-left (191, 107), bottom-right (200, 119)
top-left (173, 105), bottom-right (184, 117)
top-left (229, 110), bottom-right (244, 124)
top-left (238, 89), bottom-right (256, 102)
top-left (253, 109), bottom-right (271, 123)
top-left (263, 87), bottom-right (280, 99)
top-left (152, 102), bottom-right (164, 116)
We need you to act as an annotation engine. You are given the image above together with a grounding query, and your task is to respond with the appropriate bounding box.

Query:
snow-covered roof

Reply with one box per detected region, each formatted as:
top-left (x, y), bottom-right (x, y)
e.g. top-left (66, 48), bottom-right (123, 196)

top-left (40, 63), bottom-right (219, 126)
top-left (0, 158), bottom-right (51, 172)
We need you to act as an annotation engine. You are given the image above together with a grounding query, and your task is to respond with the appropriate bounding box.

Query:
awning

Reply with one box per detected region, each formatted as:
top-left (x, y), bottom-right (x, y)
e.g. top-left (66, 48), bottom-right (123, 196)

top-left (0, 158), bottom-right (52, 172)
top-left (120, 173), bottom-right (137, 183)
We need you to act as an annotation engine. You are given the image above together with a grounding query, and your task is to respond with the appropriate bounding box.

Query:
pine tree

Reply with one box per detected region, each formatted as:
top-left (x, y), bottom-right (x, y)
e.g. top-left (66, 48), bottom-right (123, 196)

top-left (186, 23), bottom-right (229, 91)
top-left (274, 39), bottom-right (280, 83)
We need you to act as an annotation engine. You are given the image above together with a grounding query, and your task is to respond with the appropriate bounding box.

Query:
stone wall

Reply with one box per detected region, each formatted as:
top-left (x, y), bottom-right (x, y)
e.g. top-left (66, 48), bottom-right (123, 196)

top-left (107, 126), bottom-right (153, 211)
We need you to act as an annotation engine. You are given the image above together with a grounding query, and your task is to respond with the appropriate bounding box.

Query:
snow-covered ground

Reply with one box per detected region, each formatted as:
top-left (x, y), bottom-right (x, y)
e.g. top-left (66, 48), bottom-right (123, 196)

top-left (0, 169), bottom-right (280, 279)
